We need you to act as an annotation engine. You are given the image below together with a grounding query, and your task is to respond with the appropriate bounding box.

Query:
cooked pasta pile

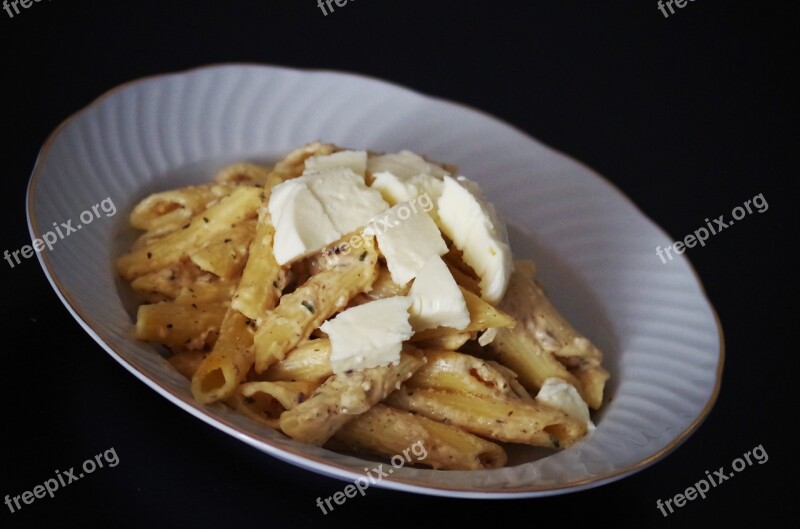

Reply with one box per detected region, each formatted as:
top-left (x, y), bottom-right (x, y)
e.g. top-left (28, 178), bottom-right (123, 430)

top-left (117, 143), bottom-right (609, 470)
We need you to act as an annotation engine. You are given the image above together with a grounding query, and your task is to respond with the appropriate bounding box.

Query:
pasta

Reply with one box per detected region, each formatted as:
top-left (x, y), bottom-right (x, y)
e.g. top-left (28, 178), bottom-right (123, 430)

top-left (117, 143), bottom-right (610, 470)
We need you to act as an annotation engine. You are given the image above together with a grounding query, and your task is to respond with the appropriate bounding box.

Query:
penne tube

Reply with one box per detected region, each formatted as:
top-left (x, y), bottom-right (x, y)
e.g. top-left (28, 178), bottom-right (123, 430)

top-left (490, 261), bottom-right (607, 409)
top-left (386, 386), bottom-right (587, 449)
top-left (129, 183), bottom-right (235, 232)
top-left (130, 262), bottom-right (217, 302)
top-left (270, 142), bottom-right (338, 180)
top-left (227, 380), bottom-right (319, 429)
top-left (253, 235), bottom-right (379, 373)
top-left (262, 339), bottom-right (332, 383)
top-left (487, 361), bottom-right (534, 401)
top-left (330, 404), bottom-right (507, 470)
top-left (188, 220), bottom-right (255, 279)
top-left (117, 186), bottom-right (263, 280)
top-left (414, 331), bottom-right (472, 351)
top-left (135, 302), bottom-right (226, 351)
top-left (215, 162), bottom-right (282, 188)
top-left (230, 210), bottom-right (283, 320)
top-left (191, 309), bottom-right (256, 404)
top-left (407, 350), bottom-right (518, 400)
top-left (279, 350), bottom-right (425, 446)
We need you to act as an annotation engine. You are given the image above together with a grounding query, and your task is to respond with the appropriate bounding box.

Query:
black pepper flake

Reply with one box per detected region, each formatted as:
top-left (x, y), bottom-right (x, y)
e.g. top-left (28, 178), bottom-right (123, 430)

top-left (192, 304), bottom-right (197, 309)
top-left (224, 238), bottom-right (232, 243)
top-left (359, 251), bottom-right (367, 261)
top-left (259, 192), bottom-right (266, 200)
top-left (272, 281), bottom-right (278, 288)
top-left (166, 324), bottom-right (173, 329)
top-left (147, 252), bottom-right (152, 259)
top-left (301, 300), bottom-right (314, 313)
top-left (203, 217), bottom-right (209, 223)
top-left (182, 223), bottom-right (190, 229)
top-left (550, 435), bottom-right (560, 448)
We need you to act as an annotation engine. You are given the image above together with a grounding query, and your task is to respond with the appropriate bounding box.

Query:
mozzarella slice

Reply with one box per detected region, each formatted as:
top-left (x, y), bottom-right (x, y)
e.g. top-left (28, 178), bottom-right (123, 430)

top-left (304, 150), bottom-right (367, 176)
top-left (367, 150), bottom-right (450, 180)
top-left (408, 255), bottom-right (470, 331)
top-left (367, 201), bottom-right (448, 285)
top-left (268, 166), bottom-right (388, 265)
top-left (371, 172), bottom-right (444, 224)
top-left (321, 296), bottom-right (413, 374)
top-left (304, 168), bottom-right (388, 234)
top-left (268, 180), bottom-right (340, 265)
top-left (437, 175), bottom-right (512, 304)
top-left (535, 378), bottom-right (596, 431)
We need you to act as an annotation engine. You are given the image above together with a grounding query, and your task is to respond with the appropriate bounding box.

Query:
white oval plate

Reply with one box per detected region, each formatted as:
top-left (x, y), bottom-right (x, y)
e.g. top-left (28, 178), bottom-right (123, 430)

top-left (27, 64), bottom-right (723, 498)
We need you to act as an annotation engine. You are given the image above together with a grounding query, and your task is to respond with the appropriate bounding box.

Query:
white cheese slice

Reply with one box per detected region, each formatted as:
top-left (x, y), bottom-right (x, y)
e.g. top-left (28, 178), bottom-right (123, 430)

top-left (535, 378), bottom-right (596, 431)
top-left (268, 167), bottom-right (388, 264)
top-left (268, 179), bottom-right (340, 265)
top-left (321, 296), bottom-right (413, 374)
top-left (437, 175), bottom-right (512, 304)
top-left (304, 168), bottom-right (388, 234)
top-left (304, 150), bottom-right (367, 176)
top-left (367, 151), bottom-right (449, 179)
top-left (367, 201), bottom-right (448, 285)
top-left (408, 255), bottom-right (470, 331)
top-left (371, 172), bottom-right (444, 224)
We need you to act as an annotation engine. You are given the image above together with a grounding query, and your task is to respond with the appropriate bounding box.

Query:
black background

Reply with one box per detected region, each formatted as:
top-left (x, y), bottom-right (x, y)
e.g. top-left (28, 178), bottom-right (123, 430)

top-left (1, 1), bottom-right (794, 527)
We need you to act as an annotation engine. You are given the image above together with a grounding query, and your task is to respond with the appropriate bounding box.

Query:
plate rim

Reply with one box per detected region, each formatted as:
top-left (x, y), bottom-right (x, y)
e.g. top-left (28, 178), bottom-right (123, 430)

top-left (26, 62), bottom-right (725, 498)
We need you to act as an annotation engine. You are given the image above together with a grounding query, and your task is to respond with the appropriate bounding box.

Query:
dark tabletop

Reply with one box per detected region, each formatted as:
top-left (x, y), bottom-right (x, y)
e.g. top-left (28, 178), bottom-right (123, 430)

top-left (1, 1), bottom-right (794, 528)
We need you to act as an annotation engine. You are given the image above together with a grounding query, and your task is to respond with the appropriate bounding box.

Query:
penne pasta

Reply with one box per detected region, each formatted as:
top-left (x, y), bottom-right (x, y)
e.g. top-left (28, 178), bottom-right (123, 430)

top-left (119, 144), bottom-right (611, 471)
top-left (490, 261), bottom-right (608, 409)
top-left (117, 186), bottom-right (263, 280)
top-left (191, 309), bottom-right (256, 404)
top-left (330, 404), bottom-right (507, 470)
top-left (135, 302), bottom-right (226, 351)
top-left (130, 262), bottom-right (218, 302)
top-left (129, 183), bottom-right (235, 232)
top-left (253, 235), bottom-right (379, 374)
top-left (262, 339), bottom-right (332, 384)
top-left (215, 162), bottom-right (282, 188)
top-left (487, 360), bottom-right (534, 401)
top-left (414, 331), bottom-right (472, 351)
top-left (230, 210), bottom-right (283, 320)
top-left (228, 380), bottom-right (319, 429)
top-left (270, 142), bottom-right (338, 180)
top-left (279, 350), bottom-right (425, 445)
top-left (406, 349), bottom-right (518, 400)
top-left (188, 220), bottom-right (256, 279)
top-left (386, 386), bottom-right (587, 449)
